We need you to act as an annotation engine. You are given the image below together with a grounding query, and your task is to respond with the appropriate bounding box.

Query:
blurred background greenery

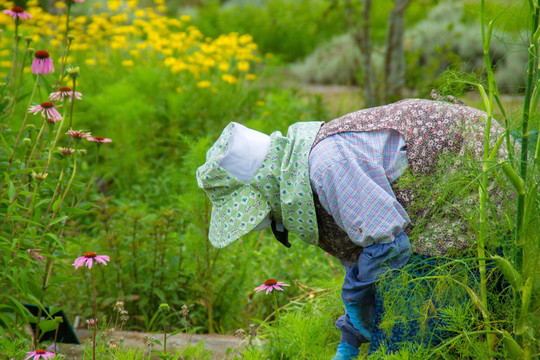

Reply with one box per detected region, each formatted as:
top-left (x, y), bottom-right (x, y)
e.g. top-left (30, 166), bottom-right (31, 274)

top-left (0, 1), bottom-right (536, 358)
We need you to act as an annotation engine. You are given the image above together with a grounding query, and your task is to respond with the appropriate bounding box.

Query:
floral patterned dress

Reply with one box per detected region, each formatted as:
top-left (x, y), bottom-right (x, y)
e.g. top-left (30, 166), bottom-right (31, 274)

top-left (312, 98), bottom-right (507, 260)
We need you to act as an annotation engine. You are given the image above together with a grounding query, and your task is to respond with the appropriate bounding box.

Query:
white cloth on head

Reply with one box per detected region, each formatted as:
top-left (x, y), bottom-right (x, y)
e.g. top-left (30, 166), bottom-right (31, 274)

top-left (218, 123), bottom-right (271, 184)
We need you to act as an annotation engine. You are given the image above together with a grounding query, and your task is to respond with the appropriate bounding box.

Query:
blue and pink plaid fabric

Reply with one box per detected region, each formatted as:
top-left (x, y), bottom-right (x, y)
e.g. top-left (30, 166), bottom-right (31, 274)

top-left (308, 129), bottom-right (410, 247)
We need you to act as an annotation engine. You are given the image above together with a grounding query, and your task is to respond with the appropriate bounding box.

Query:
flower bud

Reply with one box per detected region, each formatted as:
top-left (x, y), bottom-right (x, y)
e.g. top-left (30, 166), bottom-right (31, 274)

top-left (27, 47), bottom-right (35, 55)
top-left (67, 34), bottom-right (75, 41)
top-left (32, 171), bottom-right (49, 181)
top-left (24, 36), bottom-right (32, 43)
top-left (66, 66), bottom-right (80, 79)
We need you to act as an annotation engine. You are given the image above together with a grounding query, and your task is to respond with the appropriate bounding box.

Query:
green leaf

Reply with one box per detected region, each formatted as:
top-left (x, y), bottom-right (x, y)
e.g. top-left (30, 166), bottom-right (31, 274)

top-left (8, 181), bottom-right (15, 202)
top-left (38, 320), bottom-right (59, 334)
top-left (492, 256), bottom-right (523, 292)
top-left (49, 276), bottom-right (76, 285)
top-left (500, 162), bottom-right (526, 195)
top-left (52, 198), bottom-right (61, 212)
top-left (44, 232), bottom-right (60, 244)
top-left (48, 306), bottom-right (62, 315)
top-left (49, 215), bottom-right (67, 226)
top-left (62, 207), bottom-right (89, 215)
top-left (516, 277), bottom-right (533, 335)
top-left (464, 286), bottom-right (490, 320)
top-left (1, 135), bottom-right (12, 158)
top-left (501, 330), bottom-right (524, 359)
top-left (39, 75), bottom-right (53, 95)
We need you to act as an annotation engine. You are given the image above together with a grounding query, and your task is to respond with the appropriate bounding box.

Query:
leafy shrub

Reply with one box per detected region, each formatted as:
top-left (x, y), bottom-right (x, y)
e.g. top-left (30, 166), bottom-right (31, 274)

top-left (191, 0), bottom-right (349, 62)
top-left (290, 33), bottom-right (362, 85)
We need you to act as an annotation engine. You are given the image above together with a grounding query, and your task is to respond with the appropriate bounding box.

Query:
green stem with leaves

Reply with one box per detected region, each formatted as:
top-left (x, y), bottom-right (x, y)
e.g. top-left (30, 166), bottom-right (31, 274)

top-left (479, 0), bottom-right (495, 351)
top-left (76, 144), bottom-right (100, 207)
top-left (9, 18), bottom-right (20, 88)
top-left (272, 291), bottom-right (282, 358)
top-left (163, 312), bottom-right (167, 354)
top-left (90, 270), bottom-right (98, 360)
top-left (0, 75), bottom-right (40, 196)
top-left (515, 4), bottom-right (539, 272)
top-left (55, 3), bottom-right (73, 91)
top-left (45, 100), bottom-right (69, 172)
top-left (39, 146), bottom-right (77, 242)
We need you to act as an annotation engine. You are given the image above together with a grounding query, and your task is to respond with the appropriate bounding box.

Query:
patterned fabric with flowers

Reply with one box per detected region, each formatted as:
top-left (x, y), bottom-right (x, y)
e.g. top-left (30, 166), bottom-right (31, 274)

top-left (312, 98), bottom-right (508, 257)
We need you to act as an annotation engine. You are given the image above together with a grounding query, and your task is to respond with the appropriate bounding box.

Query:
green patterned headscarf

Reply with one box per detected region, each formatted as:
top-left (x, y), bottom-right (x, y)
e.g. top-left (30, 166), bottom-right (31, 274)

top-left (196, 121), bottom-right (323, 248)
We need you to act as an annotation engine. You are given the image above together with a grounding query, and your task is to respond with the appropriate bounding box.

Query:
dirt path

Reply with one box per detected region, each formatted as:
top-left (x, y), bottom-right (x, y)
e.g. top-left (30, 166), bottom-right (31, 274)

top-left (59, 329), bottom-right (245, 359)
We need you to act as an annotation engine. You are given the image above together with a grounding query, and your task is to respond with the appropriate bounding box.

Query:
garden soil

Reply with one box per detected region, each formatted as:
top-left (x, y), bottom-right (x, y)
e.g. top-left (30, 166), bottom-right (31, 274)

top-left (60, 329), bottom-right (244, 359)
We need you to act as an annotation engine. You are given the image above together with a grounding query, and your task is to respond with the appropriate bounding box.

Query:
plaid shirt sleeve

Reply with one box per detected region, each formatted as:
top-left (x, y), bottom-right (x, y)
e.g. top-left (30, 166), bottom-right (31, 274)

top-left (308, 130), bottom-right (410, 247)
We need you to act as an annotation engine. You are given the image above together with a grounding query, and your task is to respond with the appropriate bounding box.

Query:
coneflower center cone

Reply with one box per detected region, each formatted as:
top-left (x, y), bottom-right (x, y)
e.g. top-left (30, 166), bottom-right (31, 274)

top-left (41, 102), bottom-right (54, 108)
top-left (34, 50), bottom-right (50, 59)
top-left (84, 251), bottom-right (97, 258)
top-left (12, 7), bottom-right (24, 13)
top-left (35, 349), bottom-right (46, 354)
top-left (264, 279), bottom-right (278, 286)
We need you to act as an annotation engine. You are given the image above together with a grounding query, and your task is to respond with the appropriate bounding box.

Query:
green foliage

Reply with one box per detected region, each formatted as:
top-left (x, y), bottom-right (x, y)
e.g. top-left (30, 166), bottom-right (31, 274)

top-left (237, 276), bottom-right (346, 360)
top-left (192, 0), bottom-right (349, 62)
top-left (169, 341), bottom-right (212, 360)
top-left (1, 1), bottom-right (538, 359)
top-left (0, 336), bottom-right (28, 359)
top-left (407, 0), bottom-right (529, 94)
top-left (290, 33), bottom-right (362, 85)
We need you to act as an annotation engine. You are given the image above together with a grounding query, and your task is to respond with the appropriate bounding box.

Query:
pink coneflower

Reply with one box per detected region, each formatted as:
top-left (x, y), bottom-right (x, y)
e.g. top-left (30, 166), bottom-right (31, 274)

top-left (28, 249), bottom-right (44, 264)
top-left (254, 279), bottom-right (290, 295)
top-left (3, 7), bottom-right (32, 20)
top-left (28, 102), bottom-right (62, 122)
top-left (49, 87), bottom-right (82, 102)
top-left (87, 136), bottom-right (112, 143)
top-left (32, 50), bottom-right (54, 75)
top-left (25, 349), bottom-right (56, 360)
top-left (86, 318), bottom-right (97, 326)
top-left (73, 251), bottom-right (110, 269)
top-left (58, 147), bottom-right (75, 155)
top-left (66, 129), bottom-right (91, 140)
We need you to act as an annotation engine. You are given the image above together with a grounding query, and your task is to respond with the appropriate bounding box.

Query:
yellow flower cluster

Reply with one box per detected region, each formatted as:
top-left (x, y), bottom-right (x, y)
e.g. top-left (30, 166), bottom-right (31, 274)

top-left (0, 0), bottom-right (261, 83)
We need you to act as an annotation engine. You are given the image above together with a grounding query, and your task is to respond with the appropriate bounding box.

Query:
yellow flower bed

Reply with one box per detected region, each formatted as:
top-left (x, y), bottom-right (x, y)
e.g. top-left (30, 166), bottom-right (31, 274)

top-left (0, 0), bottom-right (261, 81)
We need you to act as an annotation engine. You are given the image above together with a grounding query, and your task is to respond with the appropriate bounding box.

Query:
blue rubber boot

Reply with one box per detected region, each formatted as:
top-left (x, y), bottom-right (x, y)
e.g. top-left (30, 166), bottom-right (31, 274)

top-left (331, 342), bottom-right (360, 360)
top-left (343, 297), bottom-right (373, 342)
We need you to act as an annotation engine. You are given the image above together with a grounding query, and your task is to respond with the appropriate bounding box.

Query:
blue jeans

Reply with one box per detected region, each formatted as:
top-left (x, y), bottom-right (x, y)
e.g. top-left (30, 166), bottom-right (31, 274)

top-left (337, 232), bottom-right (411, 347)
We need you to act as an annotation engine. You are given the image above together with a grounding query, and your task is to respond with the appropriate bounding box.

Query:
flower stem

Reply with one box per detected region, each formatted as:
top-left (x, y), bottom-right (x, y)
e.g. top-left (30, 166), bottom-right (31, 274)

top-left (16, 39), bottom-right (31, 94)
top-left (76, 145), bottom-right (100, 207)
top-left (0, 75), bottom-right (40, 196)
top-left (163, 313), bottom-right (167, 354)
top-left (272, 291), bottom-right (282, 358)
top-left (39, 148), bottom-right (77, 242)
top-left (44, 99), bottom-right (69, 172)
top-left (68, 76), bottom-right (77, 130)
top-left (9, 18), bottom-right (20, 88)
top-left (90, 270), bottom-right (98, 360)
top-left (55, 4), bottom-right (72, 91)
